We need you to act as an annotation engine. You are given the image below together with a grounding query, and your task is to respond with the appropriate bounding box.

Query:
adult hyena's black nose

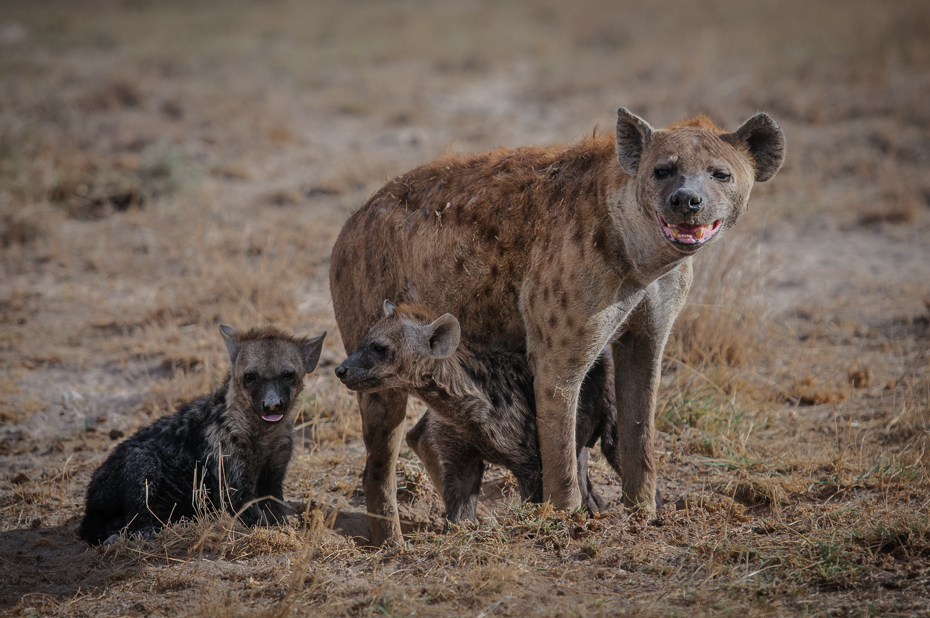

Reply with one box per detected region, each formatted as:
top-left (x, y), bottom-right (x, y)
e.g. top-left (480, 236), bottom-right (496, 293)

top-left (334, 364), bottom-right (348, 379)
top-left (669, 188), bottom-right (703, 213)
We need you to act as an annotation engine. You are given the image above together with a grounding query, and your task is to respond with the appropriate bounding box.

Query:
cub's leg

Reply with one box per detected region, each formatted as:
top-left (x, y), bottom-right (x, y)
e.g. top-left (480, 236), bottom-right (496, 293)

top-left (405, 413), bottom-right (446, 497)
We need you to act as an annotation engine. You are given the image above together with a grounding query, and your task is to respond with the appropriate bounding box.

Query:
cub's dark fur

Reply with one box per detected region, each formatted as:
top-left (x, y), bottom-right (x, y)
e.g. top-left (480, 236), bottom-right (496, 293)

top-left (335, 302), bottom-right (622, 523)
top-left (78, 325), bottom-right (325, 545)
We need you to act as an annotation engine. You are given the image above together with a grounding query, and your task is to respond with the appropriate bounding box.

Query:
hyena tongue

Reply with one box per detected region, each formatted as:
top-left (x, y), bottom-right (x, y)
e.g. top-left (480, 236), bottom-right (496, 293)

top-left (262, 413), bottom-right (284, 422)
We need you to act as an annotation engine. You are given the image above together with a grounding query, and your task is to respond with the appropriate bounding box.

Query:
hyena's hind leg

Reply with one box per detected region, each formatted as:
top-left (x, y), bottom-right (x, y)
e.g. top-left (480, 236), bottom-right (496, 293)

top-left (80, 448), bottom-right (165, 544)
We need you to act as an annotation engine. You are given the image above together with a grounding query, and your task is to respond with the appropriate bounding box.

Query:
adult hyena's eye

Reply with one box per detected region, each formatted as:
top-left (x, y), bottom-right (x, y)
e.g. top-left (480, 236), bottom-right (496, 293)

top-left (243, 372), bottom-right (258, 384)
top-left (371, 344), bottom-right (388, 357)
top-left (654, 167), bottom-right (672, 180)
top-left (280, 370), bottom-right (296, 381)
top-left (712, 170), bottom-right (732, 181)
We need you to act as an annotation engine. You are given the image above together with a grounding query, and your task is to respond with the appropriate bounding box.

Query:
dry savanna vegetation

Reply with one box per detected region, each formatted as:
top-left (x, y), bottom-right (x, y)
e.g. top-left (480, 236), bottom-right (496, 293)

top-left (1, 0), bottom-right (929, 615)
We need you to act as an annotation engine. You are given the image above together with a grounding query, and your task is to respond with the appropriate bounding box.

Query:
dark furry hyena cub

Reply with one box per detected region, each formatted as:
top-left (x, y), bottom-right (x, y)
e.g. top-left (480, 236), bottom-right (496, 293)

top-left (78, 325), bottom-right (325, 545)
top-left (335, 301), bottom-right (622, 523)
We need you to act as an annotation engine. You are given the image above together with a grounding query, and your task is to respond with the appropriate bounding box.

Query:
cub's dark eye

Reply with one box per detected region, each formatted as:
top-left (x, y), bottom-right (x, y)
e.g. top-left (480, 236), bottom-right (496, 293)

top-left (712, 170), bottom-right (731, 181)
top-left (371, 344), bottom-right (388, 357)
top-left (281, 370), bottom-right (296, 381)
top-left (243, 372), bottom-right (258, 384)
top-left (654, 168), bottom-right (672, 180)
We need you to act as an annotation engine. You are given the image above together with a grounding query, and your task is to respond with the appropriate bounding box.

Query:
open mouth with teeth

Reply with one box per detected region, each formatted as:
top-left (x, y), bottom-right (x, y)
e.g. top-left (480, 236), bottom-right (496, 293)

top-left (262, 413), bottom-right (284, 422)
top-left (658, 214), bottom-right (722, 246)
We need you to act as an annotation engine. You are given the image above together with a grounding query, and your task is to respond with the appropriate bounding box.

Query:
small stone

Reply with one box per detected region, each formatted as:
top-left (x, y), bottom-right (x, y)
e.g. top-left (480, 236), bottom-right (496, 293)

top-left (109, 429), bottom-right (125, 440)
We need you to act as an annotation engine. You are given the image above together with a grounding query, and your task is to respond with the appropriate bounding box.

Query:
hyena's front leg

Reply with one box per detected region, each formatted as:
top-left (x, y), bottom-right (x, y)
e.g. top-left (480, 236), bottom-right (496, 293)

top-left (612, 265), bottom-right (692, 512)
top-left (359, 389), bottom-right (408, 546)
top-left (531, 364), bottom-right (584, 511)
top-left (405, 413), bottom-right (445, 497)
top-left (256, 468), bottom-right (289, 525)
top-left (216, 463), bottom-right (267, 527)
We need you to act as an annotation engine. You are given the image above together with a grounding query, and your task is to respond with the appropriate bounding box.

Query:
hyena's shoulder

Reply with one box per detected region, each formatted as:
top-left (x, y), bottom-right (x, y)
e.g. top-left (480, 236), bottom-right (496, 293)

top-left (130, 378), bottom-right (229, 459)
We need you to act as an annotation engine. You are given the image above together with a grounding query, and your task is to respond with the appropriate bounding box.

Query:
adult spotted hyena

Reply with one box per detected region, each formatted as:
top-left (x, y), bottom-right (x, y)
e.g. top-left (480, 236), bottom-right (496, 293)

top-left (78, 325), bottom-right (325, 545)
top-left (330, 108), bottom-right (785, 544)
top-left (335, 300), bottom-right (621, 523)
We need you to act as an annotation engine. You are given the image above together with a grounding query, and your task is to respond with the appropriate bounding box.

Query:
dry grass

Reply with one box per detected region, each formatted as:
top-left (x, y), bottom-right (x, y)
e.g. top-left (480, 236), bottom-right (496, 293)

top-left (1, 0), bottom-right (930, 615)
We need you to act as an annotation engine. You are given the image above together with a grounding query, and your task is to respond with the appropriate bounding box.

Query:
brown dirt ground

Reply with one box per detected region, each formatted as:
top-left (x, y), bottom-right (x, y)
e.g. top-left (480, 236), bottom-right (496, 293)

top-left (1, 0), bottom-right (929, 616)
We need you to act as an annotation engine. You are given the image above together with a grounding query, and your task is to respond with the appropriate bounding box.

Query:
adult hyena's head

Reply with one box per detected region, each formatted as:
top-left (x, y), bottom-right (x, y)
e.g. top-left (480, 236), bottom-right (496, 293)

top-left (335, 301), bottom-right (460, 393)
top-left (220, 325), bottom-right (325, 424)
top-left (616, 108), bottom-right (785, 254)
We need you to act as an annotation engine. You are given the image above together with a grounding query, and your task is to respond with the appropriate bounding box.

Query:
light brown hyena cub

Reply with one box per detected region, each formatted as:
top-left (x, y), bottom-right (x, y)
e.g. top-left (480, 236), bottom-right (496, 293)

top-left (335, 301), bottom-right (621, 523)
top-left (78, 325), bottom-right (325, 545)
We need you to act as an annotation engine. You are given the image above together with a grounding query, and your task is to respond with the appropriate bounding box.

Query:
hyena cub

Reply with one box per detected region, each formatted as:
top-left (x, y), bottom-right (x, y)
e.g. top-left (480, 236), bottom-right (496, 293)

top-left (335, 301), bottom-right (622, 523)
top-left (78, 325), bottom-right (325, 545)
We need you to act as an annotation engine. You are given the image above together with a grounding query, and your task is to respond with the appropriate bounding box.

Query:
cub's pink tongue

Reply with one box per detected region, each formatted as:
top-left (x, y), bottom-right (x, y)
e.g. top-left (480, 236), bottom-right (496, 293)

top-left (262, 413), bottom-right (284, 422)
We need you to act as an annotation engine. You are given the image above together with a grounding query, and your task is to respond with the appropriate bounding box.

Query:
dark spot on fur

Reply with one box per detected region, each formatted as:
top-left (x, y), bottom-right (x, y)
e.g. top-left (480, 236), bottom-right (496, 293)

top-left (456, 260), bottom-right (466, 274)
top-left (381, 429), bottom-right (390, 438)
top-left (372, 472), bottom-right (382, 482)
top-left (543, 286), bottom-right (550, 302)
top-left (593, 226), bottom-right (612, 262)
top-left (561, 294), bottom-right (569, 309)
top-left (490, 263), bottom-right (499, 279)
top-left (548, 314), bottom-right (557, 329)
top-left (571, 226), bottom-right (583, 246)
top-left (485, 225), bottom-right (499, 244)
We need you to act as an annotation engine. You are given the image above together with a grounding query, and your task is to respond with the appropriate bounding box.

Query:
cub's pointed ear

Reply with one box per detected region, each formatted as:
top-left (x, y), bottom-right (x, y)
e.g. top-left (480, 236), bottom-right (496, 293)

top-left (299, 332), bottom-right (326, 373)
top-left (723, 112), bottom-right (786, 182)
top-left (383, 299), bottom-right (396, 317)
top-left (220, 325), bottom-right (241, 366)
top-left (424, 314), bottom-right (460, 359)
top-left (616, 107), bottom-right (655, 175)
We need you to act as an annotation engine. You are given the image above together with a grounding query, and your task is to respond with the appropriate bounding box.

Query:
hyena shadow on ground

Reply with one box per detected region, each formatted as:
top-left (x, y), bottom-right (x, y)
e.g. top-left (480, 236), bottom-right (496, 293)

top-left (0, 523), bottom-right (135, 611)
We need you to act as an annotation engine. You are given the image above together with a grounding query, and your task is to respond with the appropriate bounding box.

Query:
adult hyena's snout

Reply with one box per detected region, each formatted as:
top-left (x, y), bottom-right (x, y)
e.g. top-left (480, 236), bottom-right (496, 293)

top-left (668, 187), bottom-right (704, 214)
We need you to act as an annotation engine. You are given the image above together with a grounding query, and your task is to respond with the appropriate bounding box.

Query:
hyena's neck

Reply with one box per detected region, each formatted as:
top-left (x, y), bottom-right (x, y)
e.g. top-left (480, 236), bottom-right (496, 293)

top-left (409, 347), bottom-right (490, 418)
top-left (220, 373), bottom-right (259, 436)
top-left (609, 182), bottom-right (692, 284)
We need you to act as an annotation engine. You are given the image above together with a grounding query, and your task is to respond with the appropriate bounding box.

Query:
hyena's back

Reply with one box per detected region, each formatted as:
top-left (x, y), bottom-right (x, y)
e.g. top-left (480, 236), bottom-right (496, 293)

top-left (78, 395), bottom-right (215, 544)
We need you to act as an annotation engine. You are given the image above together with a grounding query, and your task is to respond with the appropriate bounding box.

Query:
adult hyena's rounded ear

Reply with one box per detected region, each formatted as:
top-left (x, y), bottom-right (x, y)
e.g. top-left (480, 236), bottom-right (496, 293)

top-left (616, 107), bottom-right (655, 176)
top-left (383, 299), bottom-right (396, 317)
top-left (299, 332), bottom-right (327, 373)
top-left (724, 112), bottom-right (786, 182)
top-left (219, 324), bottom-right (241, 366)
top-left (424, 314), bottom-right (461, 359)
